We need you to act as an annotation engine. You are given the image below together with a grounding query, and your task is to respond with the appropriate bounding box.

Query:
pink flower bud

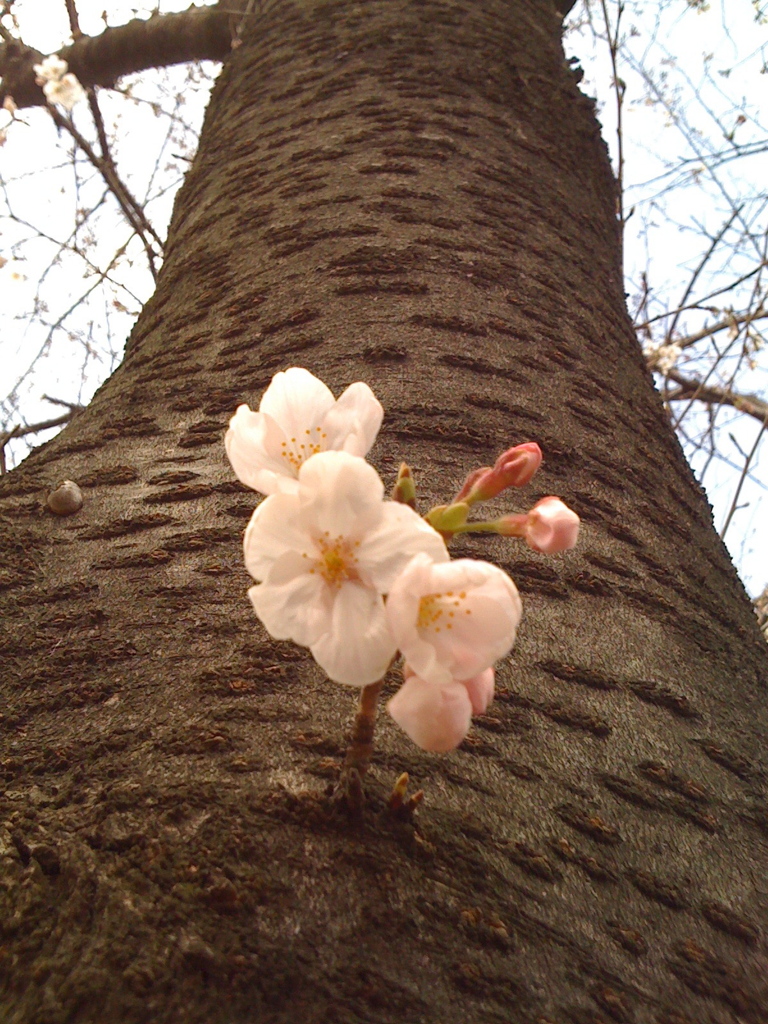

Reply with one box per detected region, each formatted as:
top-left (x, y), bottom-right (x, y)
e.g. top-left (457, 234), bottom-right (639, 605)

top-left (457, 443), bottom-right (542, 503)
top-left (463, 667), bottom-right (495, 715)
top-left (388, 673), bottom-right (473, 752)
top-left (455, 466), bottom-right (492, 502)
top-left (524, 497), bottom-right (579, 554)
top-left (389, 666), bottom-right (496, 751)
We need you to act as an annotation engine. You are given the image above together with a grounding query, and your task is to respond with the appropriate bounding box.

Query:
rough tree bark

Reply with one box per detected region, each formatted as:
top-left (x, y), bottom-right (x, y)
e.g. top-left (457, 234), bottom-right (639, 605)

top-left (1, 1), bottom-right (767, 1022)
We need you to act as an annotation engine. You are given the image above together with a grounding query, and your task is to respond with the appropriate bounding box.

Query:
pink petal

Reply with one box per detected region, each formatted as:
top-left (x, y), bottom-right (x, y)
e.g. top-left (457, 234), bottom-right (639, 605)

top-left (388, 675), bottom-right (473, 752)
top-left (526, 497), bottom-right (580, 554)
top-left (461, 667), bottom-right (495, 715)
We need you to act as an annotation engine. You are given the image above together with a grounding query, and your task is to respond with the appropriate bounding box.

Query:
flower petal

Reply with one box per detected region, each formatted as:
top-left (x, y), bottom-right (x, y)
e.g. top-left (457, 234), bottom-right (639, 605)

top-left (297, 450), bottom-right (384, 539)
top-left (259, 367), bottom-right (335, 438)
top-left (462, 667), bottom-right (495, 715)
top-left (243, 491), bottom-right (311, 581)
top-left (388, 675), bottom-right (473, 752)
top-left (226, 404), bottom-right (300, 495)
top-left (359, 505), bottom-right (449, 592)
top-left (387, 556), bottom-right (521, 684)
top-left (248, 551), bottom-right (331, 646)
top-left (310, 581), bottom-right (396, 685)
top-left (322, 381), bottom-right (384, 456)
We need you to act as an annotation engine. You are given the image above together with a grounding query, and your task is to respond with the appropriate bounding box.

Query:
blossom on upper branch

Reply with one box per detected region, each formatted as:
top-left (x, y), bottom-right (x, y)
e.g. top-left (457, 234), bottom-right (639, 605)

top-left (243, 451), bottom-right (448, 685)
top-left (33, 55), bottom-right (85, 111)
top-left (226, 367), bottom-right (383, 495)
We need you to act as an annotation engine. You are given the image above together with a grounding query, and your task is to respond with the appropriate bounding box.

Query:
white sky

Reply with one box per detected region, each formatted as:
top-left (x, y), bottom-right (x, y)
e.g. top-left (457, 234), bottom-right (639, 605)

top-left (1, 0), bottom-right (766, 595)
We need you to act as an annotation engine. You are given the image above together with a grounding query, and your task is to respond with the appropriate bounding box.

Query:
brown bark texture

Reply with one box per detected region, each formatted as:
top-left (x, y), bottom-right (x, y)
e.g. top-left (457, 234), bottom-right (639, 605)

top-left (1, 1), bottom-right (767, 1021)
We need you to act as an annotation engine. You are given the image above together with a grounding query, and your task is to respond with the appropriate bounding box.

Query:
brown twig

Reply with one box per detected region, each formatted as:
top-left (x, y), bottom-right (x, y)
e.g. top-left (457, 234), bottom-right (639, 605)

top-left (663, 371), bottom-right (768, 430)
top-left (720, 412), bottom-right (768, 540)
top-left (336, 681), bottom-right (383, 816)
top-left (64, 0), bottom-right (82, 39)
top-left (45, 103), bottom-right (162, 279)
top-left (0, 407), bottom-right (80, 474)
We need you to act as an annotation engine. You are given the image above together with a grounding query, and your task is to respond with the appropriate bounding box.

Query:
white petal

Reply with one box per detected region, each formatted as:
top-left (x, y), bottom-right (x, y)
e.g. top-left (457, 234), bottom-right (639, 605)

top-left (310, 581), bottom-right (396, 685)
top-left (259, 368), bottom-right (335, 438)
top-left (388, 676), bottom-right (473, 752)
top-left (387, 555), bottom-right (452, 685)
top-left (243, 492), bottom-right (311, 580)
top-left (432, 562), bottom-right (520, 678)
top-left (322, 382), bottom-right (384, 456)
top-left (46, 73), bottom-right (85, 109)
top-left (297, 451), bottom-right (384, 539)
top-left (359, 506), bottom-right (449, 592)
top-left (226, 404), bottom-right (298, 494)
top-left (248, 552), bottom-right (331, 646)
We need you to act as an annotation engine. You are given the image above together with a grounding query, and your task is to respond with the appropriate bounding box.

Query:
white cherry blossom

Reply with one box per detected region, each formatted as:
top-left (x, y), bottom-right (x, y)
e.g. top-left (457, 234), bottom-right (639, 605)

top-left (226, 367), bottom-right (383, 495)
top-left (386, 554), bottom-right (522, 686)
top-left (243, 451), bottom-right (448, 685)
top-left (34, 56), bottom-right (69, 83)
top-left (33, 56), bottom-right (85, 111)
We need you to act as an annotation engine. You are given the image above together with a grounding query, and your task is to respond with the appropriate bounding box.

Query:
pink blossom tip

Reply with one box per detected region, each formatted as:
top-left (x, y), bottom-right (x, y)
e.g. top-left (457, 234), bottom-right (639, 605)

top-left (524, 497), bottom-right (580, 554)
top-left (458, 443), bottom-right (542, 503)
top-left (390, 665), bottom-right (495, 751)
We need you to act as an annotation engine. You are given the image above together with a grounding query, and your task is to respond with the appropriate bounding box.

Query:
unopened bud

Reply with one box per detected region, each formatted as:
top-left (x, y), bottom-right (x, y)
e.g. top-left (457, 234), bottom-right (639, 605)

top-left (457, 443), bottom-right (542, 503)
top-left (494, 497), bottom-right (579, 553)
top-left (425, 502), bottom-right (469, 534)
top-left (455, 466), bottom-right (491, 502)
top-left (391, 462), bottom-right (416, 508)
top-left (523, 497), bottom-right (579, 553)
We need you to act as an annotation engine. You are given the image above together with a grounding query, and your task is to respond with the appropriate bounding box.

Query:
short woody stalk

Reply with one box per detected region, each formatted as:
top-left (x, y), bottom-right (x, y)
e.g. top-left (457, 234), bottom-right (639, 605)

top-left (337, 681), bottom-right (382, 814)
top-left (344, 680), bottom-right (383, 778)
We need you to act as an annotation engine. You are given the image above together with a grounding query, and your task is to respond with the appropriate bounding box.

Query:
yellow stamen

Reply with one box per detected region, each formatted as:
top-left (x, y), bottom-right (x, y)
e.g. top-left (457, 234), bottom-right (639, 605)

top-left (418, 590), bottom-right (471, 632)
top-left (313, 534), bottom-right (360, 589)
top-left (278, 425), bottom-right (328, 472)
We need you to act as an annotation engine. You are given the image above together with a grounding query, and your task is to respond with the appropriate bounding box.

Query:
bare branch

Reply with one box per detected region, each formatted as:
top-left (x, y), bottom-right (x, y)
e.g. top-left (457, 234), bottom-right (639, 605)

top-left (675, 308), bottom-right (767, 351)
top-left (665, 370), bottom-right (768, 425)
top-left (720, 414), bottom-right (768, 540)
top-left (0, 5), bottom-right (234, 109)
top-left (44, 102), bottom-right (163, 277)
top-left (0, 406), bottom-right (82, 474)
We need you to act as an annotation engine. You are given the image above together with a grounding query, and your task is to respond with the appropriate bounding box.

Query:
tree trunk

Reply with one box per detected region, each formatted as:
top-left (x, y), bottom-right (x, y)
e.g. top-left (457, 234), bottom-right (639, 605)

top-left (2, 1), bottom-right (766, 1021)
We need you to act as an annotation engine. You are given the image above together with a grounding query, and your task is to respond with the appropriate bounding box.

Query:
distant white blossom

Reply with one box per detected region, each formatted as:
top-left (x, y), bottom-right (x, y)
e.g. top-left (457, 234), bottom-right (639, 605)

top-left (33, 55), bottom-right (85, 111)
top-left (649, 342), bottom-right (682, 375)
top-left (226, 367), bottom-right (383, 496)
top-left (34, 56), bottom-right (69, 83)
top-left (243, 451), bottom-right (448, 685)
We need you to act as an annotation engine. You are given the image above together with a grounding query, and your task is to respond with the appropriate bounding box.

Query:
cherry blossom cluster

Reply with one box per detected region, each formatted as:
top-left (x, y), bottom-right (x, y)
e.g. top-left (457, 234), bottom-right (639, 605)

top-left (33, 55), bottom-right (85, 111)
top-left (226, 368), bottom-right (579, 753)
